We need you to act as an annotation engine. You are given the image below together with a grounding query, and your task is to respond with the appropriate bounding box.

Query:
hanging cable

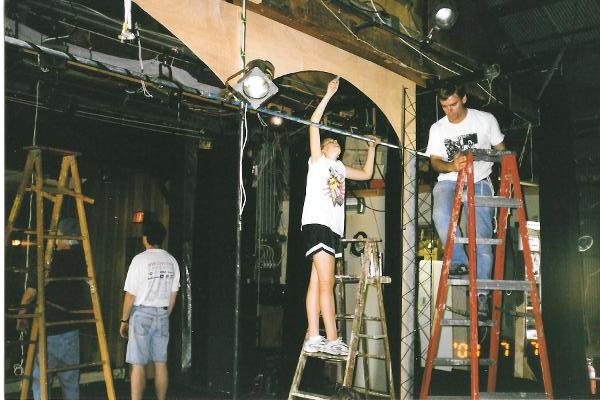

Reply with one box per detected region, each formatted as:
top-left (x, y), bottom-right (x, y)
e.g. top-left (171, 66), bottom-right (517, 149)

top-left (136, 30), bottom-right (153, 98)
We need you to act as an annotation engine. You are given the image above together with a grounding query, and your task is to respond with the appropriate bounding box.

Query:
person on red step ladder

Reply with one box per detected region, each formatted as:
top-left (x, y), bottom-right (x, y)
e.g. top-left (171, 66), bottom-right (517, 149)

top-left (425, 82), bottom-right (506, 318)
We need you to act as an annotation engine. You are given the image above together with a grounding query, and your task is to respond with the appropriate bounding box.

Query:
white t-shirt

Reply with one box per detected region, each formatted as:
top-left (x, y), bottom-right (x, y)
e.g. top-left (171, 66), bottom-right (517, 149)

top-left (124, 249), bottom-right (180, 308)
top-left (426, 108), bottom-right (504, 182)
top-left (301, 155), bottom-right (346, 236)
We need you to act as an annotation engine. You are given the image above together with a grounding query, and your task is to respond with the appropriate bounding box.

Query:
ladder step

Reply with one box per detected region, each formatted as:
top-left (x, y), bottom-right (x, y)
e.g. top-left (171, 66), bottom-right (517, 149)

top-left (20, 230), bottom-right (86, 241)
top-left (433, 358), bottom-right (495, 366)
top-left (5, 312), bottom-right (41, 319)
top-left (468, 196), bottom-right (521, 208)
top-left (351, 387), bottom-right (393, 398)
top-left (25, 186), bottom-right (94, 204)
top-left (357, 333), bottom-right (387, 340)
top-left (336, 313), bottom-right (382, 321)
top-left (46, 277), bottom-right (90, 283)
top-left (448, 279), bottom-right (532, 291)
top-left (335, 275), bottom-right (391, 284)
top-left (304, 351), bottom-right (347, 362)
top-left (467, 149), bottom-right (515, 162)
top-left (428, 393), bottom-right (547, 399)
top-left (289, 390), bottom-right (330, 400)
top-left (24, 145), bottom-right (80, 156)
top-left (455, 237), bottom-right (503, 245)
top-left (440, 319), bottom-right (493, 327)
top-left (47, 361), bottom-right (103, 374)
top-left (46, 318), bottom-right (97, 327)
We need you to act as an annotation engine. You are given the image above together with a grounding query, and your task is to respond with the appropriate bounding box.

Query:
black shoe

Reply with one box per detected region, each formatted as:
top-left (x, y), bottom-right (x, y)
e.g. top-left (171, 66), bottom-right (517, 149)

top-left (477, 294), bottom-right (489, 318)
top-left (449, 263), bottom-right (469, 277)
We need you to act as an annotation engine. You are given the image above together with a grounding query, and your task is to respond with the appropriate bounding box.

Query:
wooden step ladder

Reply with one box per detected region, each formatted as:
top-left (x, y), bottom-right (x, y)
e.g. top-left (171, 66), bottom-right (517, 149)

top-left (289, 239), bottom-right (395, 399)
top-left (5, 146), bottom-right (116, 400)
top-left (419, 149), bottom-right (553, 399)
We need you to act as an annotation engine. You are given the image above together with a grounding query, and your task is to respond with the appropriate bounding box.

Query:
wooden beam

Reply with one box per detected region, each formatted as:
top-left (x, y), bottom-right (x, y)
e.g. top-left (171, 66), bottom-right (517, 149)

top-left (234, 0), bottom-right (429, 86)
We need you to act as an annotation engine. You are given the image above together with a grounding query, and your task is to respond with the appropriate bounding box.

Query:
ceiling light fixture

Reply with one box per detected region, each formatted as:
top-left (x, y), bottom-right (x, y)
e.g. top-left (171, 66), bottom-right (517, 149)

top-left (228, 60), bottom-right (279, 109)
top-left (427, 0), bottom-right (459, 41)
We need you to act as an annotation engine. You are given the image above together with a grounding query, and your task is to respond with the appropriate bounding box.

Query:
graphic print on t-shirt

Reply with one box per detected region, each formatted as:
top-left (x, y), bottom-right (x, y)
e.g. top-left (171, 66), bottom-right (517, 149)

top-left (444, 133), bottom-right (478, 161)
top-left (325, 166), bottom-right (345, 206)
top-left (147, 261), bottom-right (175, 298)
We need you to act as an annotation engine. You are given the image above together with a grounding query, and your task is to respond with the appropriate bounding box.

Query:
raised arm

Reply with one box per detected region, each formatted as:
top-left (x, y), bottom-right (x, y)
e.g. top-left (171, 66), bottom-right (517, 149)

top-left (309, 78), bottom-right (339, 162)
top-left (345, 136), bottom-right (381, 181)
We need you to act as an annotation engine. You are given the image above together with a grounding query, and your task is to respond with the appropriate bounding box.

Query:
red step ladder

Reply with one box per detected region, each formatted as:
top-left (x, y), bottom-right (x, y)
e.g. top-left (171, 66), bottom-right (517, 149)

top-left (419, 149), bottom-right (553, 399)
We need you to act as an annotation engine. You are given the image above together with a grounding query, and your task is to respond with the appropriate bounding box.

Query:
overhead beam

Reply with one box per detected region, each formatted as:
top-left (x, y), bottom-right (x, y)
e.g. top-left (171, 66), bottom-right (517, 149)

top-left (234, 0), bottom-right (429, 86)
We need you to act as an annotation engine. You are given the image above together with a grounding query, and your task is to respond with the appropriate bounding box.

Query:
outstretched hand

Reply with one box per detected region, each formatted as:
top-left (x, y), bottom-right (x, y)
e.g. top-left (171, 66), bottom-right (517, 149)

top-left (326, 77), bottom-right (339, 97)
top-left (365, 135), bottom-right (381, 148)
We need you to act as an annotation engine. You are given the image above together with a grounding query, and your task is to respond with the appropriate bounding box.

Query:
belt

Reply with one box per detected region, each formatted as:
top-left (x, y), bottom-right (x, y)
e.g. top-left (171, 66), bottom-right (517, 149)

top-left (136, 305), bottom-right (168, 310)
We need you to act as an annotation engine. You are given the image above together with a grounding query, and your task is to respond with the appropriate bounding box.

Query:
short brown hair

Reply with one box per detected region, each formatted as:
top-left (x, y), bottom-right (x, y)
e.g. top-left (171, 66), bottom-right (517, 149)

top-left (438, 83), bottom-right (466, 101)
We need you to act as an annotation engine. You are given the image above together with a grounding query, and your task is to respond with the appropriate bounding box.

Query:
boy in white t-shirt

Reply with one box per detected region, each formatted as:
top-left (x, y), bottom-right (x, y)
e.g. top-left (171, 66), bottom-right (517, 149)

top-left (425, 83), bottom-right (505, 317)
top-left (301, 77), bottom-right (380, 356)
top-left (120, 220), bottom-right (180, 400)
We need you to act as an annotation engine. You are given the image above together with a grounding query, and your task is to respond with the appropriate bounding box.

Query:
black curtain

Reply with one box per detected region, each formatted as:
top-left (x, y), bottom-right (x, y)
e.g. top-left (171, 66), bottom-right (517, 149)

top-left (538, 74), bottom-right (590, 398)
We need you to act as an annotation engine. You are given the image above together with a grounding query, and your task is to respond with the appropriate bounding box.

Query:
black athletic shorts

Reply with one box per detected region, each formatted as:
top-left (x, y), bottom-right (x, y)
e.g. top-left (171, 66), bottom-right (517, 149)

top-left (302, 224), bottom-right (342, 259)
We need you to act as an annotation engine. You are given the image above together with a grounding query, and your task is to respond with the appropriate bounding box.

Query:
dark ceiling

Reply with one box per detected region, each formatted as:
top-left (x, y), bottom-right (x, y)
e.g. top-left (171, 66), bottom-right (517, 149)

top-left (4, 0), bottom-right (600, 138)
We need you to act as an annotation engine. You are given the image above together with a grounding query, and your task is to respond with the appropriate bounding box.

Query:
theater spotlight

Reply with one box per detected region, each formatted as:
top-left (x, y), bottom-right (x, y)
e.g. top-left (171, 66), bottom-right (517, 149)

top-left (229, 60), bottom-right (279, 109)
top-left (427, 0), bottom-right (458, 40)
top-left (269, 115), bottom-right (284, 127)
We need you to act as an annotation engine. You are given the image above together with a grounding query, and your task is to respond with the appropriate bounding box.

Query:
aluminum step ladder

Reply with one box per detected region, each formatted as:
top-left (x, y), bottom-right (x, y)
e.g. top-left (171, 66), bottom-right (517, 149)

top-left (419, 149), bottom-right (552, 399)
top-left (289, 239), bottom-right (395, 399)
top-left (5, 146), bottom-right (116, 400)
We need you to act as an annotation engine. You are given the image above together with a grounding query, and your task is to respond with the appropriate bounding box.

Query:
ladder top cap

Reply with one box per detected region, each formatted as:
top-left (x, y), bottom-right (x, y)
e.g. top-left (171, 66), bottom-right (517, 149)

top-left (24, 146), bottom-right (81, 156)
top-left (465, 149), bottom-right (515, 156)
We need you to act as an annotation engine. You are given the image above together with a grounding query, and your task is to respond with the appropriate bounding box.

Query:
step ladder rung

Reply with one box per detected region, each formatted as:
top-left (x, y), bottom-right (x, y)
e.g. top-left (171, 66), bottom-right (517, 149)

top-left (46, 318), bottom-right (97, 327)
top-left (5, 312), bottom-right (41, 319)
top-left (289, 390), bottom-right (330, 400)
top-left (357, 354), bottom-right (387, 360)
top-left (46, 277), bottom-right (90, 283)
top-left (440, 319), bottom-right (494, 327)
top-left (352, 386), bottom-right (393, 398)
top-left (47, 361), bottom-right (103, 374)
top-left (428, 393), bottom-right (548, 399)
top-left (20, 230), bottom-right (86, 241)
top-left (303, 351), bottom-right (347, 362)
top-left (25, 186), bottom-right (94, 204)
top-left (463, 195), bottom-right (521, 208)
top-left (433, 358), bottom-right (495, 366)
top-left (335, 275), bottom-right (391, 284)
top-left (467, 149), bottom-right (515, 162)
top-left (455, 237), bottom-right (503, 245)
top-left (448, 279), bottom-right (532, 291)
top-left (357, 333), bottom-right (387, 340)
top-left (336, 313), bottom-right (381, 321)
top-left (24, 145), bottom-right (80, 156)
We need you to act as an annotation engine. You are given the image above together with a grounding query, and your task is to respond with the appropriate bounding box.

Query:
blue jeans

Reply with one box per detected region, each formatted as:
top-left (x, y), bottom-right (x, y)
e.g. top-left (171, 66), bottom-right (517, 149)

top-left (432, 179), bottom-right (494, 281)
top-left (33, 329), bottom-right (80, 400)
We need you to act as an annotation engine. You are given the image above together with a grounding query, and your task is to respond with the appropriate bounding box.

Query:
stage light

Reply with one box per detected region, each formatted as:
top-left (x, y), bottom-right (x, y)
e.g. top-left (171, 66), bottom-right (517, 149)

top-left (12, 239), bottom-right (21, 247)
top-left (427, 0), bottom-right (458, 41)
top-left (230, 60), bottom-right (279, 109)
top-left (430, 0), bottom-right (458, 30)
top-left (269, 115), bottom-right (284, 127)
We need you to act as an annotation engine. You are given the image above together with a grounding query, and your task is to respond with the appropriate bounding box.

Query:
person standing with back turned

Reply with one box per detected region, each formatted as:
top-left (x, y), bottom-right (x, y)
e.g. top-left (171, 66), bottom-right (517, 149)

top-left (120, 219), bottom-right (180, 400)
top-left (425, 82), bottom-right (505, 317)
top-left (301, 77), bottom-right (380, 355)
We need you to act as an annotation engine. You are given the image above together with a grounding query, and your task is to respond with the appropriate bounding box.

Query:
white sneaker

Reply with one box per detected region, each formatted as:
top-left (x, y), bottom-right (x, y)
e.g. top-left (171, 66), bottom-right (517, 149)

top-left (303, 335), bottom-right (326, 353)
top-left (322, 338), bottom-right (349, 356)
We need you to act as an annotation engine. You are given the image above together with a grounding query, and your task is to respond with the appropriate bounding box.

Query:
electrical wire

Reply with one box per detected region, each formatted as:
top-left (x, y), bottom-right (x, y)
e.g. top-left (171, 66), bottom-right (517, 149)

top-left (318, 0), bottom-right (436, 78)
